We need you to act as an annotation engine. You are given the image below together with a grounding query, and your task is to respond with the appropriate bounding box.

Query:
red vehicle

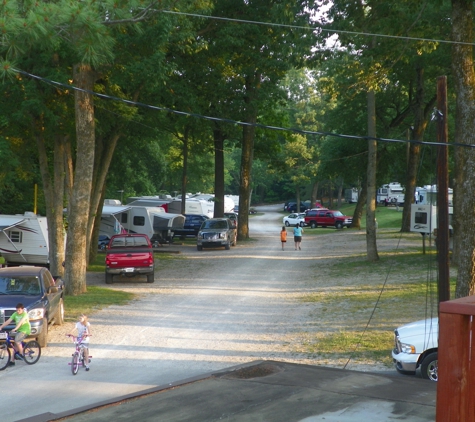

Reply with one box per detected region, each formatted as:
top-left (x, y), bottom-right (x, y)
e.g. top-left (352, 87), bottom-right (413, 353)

top-left (305, 209), bottom-right (353, 229)
top-left (105, 234), bottom-right (155, 284)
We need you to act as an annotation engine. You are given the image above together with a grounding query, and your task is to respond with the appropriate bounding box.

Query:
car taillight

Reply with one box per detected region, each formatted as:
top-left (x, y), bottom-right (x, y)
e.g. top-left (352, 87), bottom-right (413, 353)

top-left (147, 255), bottom-right (154, 265)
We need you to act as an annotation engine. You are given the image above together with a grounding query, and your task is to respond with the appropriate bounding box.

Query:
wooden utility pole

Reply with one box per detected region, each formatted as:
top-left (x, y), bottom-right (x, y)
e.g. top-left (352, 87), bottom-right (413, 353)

top-left (436, 76), bottom-right (450, 304)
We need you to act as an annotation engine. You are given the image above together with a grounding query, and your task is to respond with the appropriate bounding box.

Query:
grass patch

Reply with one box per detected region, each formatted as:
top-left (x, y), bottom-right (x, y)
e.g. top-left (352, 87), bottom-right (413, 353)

top-left (301, 330), bottom-right (394, 367)
top-left (64, 285), bottom-right (136, 322)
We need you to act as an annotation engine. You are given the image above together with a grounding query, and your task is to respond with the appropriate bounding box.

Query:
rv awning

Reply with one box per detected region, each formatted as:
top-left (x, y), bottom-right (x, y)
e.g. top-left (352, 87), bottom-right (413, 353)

top-left (101, 205), bottom-right (131, 217)
top-left (0, 217), bottom-right (25, 231)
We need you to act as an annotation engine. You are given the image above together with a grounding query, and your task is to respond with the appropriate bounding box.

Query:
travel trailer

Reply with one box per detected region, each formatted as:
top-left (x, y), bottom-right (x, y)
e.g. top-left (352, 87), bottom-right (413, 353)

top-left (0, 212), bottom-right (50, 265)
top-left (127, 194), bottom-right (234, 218)
top-left (100, 204), bottom-right (185, 245)
top-left (377, 182), bottom-right (405, 206)
top-left (415, 185), bottom-right (453, 206)
top-left (344, 188), bottom-right (359, 203)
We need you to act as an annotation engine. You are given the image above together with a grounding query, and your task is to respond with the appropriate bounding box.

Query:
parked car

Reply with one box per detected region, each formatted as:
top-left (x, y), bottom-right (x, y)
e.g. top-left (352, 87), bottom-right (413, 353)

top-left (283, 213), bottom-right (306, 227)
top-left (98, 234), bottom-right (110, 250)
top-left (224, 212), bottom-right (238, 227)
top-left (197, 218), bottom-right (237, 251)
top-left (173, 214), bottom-right (209, 238)
top-left (0, 266), bottom-right (65, 347)
top-left (392, 318), bottom-right (439, 381)
top-left (287, 202), bottom-right (309, 213)
top-left (305, 209), bottom-right (352, 229)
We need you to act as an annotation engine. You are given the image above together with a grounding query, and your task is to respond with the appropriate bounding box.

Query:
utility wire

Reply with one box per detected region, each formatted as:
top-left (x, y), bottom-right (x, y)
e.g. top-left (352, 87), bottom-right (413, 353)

top-left (161, 10), bottom-right (475, 47)
top-left (14, 68), bottom-right (475, 150)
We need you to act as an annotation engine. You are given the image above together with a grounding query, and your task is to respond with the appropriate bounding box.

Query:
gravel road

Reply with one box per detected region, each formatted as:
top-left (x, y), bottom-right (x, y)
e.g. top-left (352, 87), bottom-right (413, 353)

top-left (1, 204), bottom-right (403, 421)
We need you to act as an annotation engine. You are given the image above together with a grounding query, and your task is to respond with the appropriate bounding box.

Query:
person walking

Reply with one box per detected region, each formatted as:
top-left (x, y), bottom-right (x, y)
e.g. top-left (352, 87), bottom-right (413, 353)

top-left (293, 224), bottom-right (303, 250)
top-left (280, 226), bottom-right (287, 250)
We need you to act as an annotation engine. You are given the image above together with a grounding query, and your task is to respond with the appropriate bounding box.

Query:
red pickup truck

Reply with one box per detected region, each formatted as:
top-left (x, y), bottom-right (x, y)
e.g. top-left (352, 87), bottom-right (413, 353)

top-left (305, 209), bottom-right (353, 229)
top-left (105, 234), bottom-right (155, 284)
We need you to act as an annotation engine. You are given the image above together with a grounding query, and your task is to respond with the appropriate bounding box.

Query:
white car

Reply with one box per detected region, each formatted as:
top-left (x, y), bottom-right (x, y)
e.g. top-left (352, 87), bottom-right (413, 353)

top-left (283, 213), bottom-right (306, 227)
top-left (392, 317), bottom-right (439, 381)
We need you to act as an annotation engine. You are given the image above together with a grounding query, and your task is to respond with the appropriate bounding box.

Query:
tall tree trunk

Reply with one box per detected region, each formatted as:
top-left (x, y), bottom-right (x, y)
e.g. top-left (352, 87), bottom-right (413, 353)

top-left (366, 88), bottom-right (379, 262)
top-left (452, 0), bottom-right (475, 297)
top-left (213, 125), bottom-right (226, 217)
top-left (36, 128), bottom-right (66, 277)
top-left (65, 63), bottom-right (96, 295)
top-left (351, 182), bottom-right (367, 229)
top-left (311, 181), bottom-right (319, 207)
top-left (181, 127), bottom-right (190, 215)
top-left (237, 76), bottom-right (258, 240)
top-left (87, 133), bottom-right (121, 264)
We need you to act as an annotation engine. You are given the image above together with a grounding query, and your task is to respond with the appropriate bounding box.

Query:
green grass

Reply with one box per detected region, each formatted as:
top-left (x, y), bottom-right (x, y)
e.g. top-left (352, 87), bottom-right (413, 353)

top-left (64, 285), bottom-right (135, 322)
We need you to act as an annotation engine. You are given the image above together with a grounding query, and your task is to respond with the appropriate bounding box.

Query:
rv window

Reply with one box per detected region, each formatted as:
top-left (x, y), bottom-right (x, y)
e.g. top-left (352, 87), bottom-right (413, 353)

top-left (133, 216), bottom-right (145, 226)
top-left (121, 213), bottom-right (128, 224)
top-left (9, 231), bottom-right (22, 243)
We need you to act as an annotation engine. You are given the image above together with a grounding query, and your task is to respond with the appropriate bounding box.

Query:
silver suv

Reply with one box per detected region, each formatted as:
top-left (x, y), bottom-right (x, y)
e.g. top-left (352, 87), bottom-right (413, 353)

top-left (197, 218), bottom-right (237, 251)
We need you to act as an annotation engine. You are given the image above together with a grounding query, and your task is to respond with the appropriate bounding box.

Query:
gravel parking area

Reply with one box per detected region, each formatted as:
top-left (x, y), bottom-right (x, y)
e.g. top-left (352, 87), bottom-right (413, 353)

top-left (2, 204), bottom-right (423, 421)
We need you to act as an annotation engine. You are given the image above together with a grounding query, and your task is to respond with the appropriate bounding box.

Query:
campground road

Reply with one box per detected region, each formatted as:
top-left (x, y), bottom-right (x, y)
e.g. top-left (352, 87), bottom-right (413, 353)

top-left (0, 204), bottom-right (359, 421)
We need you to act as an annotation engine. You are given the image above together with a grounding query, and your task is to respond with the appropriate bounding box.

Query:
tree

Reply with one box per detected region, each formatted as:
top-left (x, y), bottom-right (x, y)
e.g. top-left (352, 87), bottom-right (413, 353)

top-left (451, 0), bottom-right (475, 297)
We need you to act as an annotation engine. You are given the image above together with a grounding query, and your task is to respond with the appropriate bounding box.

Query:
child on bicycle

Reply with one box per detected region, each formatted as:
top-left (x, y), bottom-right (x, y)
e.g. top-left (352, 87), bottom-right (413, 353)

top-left (68, 314), bottom-right (92, 371)
top-left (0, 302), bottom-right (31, 366)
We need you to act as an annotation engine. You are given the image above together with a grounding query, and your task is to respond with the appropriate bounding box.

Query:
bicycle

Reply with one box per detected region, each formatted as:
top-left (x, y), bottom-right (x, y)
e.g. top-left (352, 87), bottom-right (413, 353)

top-left (0, 331), bottom-right (41, 370)
top-left (67, 334), bottom-right (91, 375)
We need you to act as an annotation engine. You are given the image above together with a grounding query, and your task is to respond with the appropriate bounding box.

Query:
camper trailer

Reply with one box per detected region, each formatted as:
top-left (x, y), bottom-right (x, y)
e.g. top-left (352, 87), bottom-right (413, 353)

top-left (100, 205), bottom-right (185, 245)
top-left (0, 212), bottom-right (50, 265)
top-left (127, 194), bottom-right (233, 218)
top-left (344, 188), bottom-right (359, 203)
top-left (415, 185), bottom-right (453, 206)
top-left (377, 182), bottom-right (405, 206)
top-left (410, 204), bottom-right (453, 236)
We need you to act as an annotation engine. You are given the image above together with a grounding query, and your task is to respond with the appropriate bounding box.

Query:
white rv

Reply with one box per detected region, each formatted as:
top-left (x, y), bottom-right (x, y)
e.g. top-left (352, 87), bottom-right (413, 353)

top-left (0, 212), bottom-right (50, 265)
top-left (377, 182), bottom-right (405, 206)
top-left (415, 185), bottom-right (453, 206)
top-left (100, 205), bottom-right (185, 245)
top-left (344, 188), bottom-right (359, 203)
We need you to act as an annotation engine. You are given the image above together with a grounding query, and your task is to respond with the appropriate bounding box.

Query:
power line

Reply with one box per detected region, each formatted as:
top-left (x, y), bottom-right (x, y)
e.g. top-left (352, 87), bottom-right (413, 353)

top-left (14, 68), bottom-right (472, 149)
top-left (161, 10), bottom-right (475, 47)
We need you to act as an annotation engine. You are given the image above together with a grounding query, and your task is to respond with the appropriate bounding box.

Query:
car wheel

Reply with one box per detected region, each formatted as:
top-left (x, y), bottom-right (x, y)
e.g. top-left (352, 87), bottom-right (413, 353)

top-left (99, 244), bottom-right (106, 251)
top-left (54, 298), bottom-right (64, 326)
top-left (147, 273), bottom-right (155, 283)
top-left (335, 221), bottom-right (343, 229)
top-left (420, 352), bottom-right (438, 381)
top-left (285, 221), bottom-right (290, 227)
top-left (197, 245), bottom-right (203, 251)
top-left (391, 197), bottom-right (397, 203)
top-left (310, 221), bottom-right (316, 229)
top-left (300, 222), bottom-right (305, 227)
top-left (37, 318), bottom-right (48, 348)
top-left (225, 242), bottom-right (231, 250)
top-left (105, 272), bottom-right (113, 284)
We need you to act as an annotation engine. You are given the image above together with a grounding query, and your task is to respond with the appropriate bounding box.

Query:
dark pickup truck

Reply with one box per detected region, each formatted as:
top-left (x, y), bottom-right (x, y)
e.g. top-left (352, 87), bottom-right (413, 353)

top-left (105, 234), bottom-right (155, 284)
top-left (0, 266), bottom-right (65, 347)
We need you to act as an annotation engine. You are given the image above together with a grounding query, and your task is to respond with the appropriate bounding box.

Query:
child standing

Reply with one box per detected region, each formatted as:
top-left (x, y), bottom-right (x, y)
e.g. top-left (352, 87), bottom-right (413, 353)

top-left (280, 226), bottom-right (287, 250)
top-left (68, 314), bottom-right (92, 371)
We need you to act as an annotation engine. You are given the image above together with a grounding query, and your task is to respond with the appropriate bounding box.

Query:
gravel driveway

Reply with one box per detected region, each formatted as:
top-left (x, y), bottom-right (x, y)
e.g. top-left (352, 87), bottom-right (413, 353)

top-left (1, 204), bottom-right (408, 421)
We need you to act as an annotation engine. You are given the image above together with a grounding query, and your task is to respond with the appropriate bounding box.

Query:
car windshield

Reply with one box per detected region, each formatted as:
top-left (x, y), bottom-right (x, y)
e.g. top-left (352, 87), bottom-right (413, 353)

top-left (202, 220), bottom-right (228, 229)
top-left (0, 276), bottom-right (41, 295)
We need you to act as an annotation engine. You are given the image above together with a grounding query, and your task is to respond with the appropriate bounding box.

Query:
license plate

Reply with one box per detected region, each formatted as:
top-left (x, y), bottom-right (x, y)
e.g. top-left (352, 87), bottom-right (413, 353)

top-left (0, 332), bottom-right (7, 339)
top-left (125, 268), bottom-right (135, 273)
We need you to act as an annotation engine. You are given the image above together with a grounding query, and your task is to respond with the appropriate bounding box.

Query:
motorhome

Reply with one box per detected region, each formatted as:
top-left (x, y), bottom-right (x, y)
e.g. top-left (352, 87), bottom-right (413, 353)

top-left (0, 212), bottom-right (50, 265)
top-left (344, 188), bottom-right (359, 203)
top-left (377, 182), bottom-right (405, 206)
top-left (100, 205), bottom-right (185, 245)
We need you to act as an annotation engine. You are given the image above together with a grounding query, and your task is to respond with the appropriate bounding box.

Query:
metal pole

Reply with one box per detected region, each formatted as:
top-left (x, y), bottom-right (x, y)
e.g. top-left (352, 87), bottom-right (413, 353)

top-left (437, 76), bottom-right (450, 304)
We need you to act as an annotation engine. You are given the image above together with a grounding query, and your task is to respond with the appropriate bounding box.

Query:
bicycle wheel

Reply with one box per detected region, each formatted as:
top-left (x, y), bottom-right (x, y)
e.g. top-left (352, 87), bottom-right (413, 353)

top-left (0, 344), bottom-right (11, 370)
top-left (71, 352), bottom-right (79, 375)
top-left (23, 340), bottom-right (41, 365)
